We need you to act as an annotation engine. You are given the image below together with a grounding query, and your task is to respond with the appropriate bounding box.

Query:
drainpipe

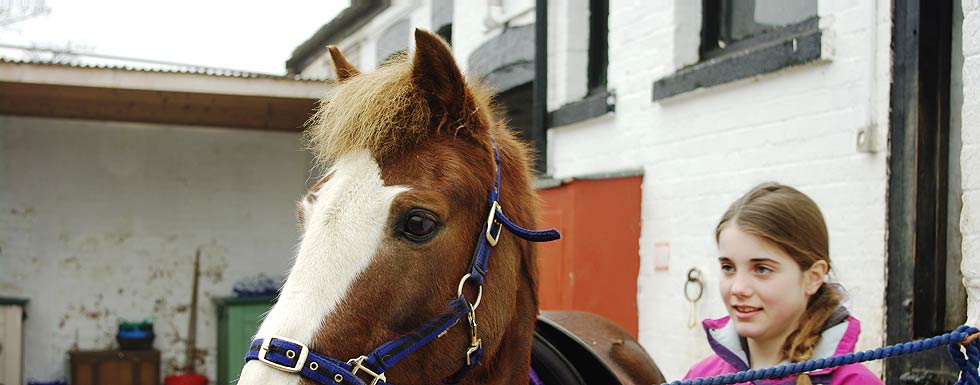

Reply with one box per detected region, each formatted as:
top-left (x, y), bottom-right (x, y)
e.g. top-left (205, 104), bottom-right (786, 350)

top-left (532, 0), bottom-right (548, 174)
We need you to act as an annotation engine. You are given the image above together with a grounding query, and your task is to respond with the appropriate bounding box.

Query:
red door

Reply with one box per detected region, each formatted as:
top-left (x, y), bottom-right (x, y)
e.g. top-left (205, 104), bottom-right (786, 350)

top-left (536, 175), bottom-right (642, 337)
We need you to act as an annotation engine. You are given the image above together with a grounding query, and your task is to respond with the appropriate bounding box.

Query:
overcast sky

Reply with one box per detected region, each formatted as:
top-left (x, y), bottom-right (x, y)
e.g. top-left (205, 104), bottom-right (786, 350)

top-left (0, 0), bottom-right (349, 74)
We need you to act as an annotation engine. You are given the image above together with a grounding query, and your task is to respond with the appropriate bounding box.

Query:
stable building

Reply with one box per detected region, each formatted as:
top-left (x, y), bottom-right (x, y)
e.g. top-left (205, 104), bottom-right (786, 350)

top-left (289, 0), bottom-right (977, 382)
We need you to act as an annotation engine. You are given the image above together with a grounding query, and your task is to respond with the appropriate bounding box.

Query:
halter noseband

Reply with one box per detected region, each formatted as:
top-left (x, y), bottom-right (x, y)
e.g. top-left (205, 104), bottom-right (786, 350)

top-left (245, 138), bottom-right (561, 385)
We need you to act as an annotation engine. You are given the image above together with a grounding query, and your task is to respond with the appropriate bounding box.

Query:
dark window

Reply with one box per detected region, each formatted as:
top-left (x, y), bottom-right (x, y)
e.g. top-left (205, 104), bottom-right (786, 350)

top-left (653, 0), bottom-right (822, 101)
top-left (701, 0), bottom-right (816, 60)
top-left (587, 0), bottom-right (608, 95)
top-left (547, 0), bottom-right (613, 128)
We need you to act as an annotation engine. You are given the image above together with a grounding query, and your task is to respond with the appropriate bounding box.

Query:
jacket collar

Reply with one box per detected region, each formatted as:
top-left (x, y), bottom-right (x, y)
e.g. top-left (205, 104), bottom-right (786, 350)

top-left (702, 308), bottom-right (861, 377)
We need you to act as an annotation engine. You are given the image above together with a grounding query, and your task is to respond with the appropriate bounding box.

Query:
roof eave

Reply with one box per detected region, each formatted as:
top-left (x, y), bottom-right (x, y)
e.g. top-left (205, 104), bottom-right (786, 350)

top-left (285, 0), bottom-right (391, 74)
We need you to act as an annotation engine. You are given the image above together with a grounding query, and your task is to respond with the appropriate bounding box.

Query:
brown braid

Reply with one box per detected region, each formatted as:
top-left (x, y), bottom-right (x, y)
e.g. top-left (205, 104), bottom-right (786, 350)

top-left (715, 183), bottom-right (838, 385)
top-left (783, 285), bottom-right (842, 384)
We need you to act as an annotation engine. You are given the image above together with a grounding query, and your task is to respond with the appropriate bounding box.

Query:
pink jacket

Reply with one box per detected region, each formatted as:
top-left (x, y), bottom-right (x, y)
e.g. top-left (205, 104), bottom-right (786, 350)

top-left (682, 315), bottom-right (883, 385)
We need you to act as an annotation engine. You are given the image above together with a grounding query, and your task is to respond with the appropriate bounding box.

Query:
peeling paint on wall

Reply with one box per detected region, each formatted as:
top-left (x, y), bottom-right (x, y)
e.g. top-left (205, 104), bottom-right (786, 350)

top-left (10, 207), bottom-right (35, 217)
top-left (202, 253), bottom-right (229, 284)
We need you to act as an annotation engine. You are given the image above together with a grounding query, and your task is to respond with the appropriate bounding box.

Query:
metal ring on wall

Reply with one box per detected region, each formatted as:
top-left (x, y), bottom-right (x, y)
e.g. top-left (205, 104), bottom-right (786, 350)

top-left (685, 268), bottom-right (704, 302)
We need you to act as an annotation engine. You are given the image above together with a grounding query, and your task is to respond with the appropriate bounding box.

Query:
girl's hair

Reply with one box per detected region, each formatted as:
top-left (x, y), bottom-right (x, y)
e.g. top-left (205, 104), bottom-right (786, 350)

top-left (715, 182), bottom-right (841, 385)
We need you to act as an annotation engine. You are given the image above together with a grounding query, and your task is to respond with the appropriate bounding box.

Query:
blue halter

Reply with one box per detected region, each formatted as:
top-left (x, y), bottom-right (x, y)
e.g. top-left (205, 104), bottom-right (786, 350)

top-left (245, 138), bottom-right (561, 385)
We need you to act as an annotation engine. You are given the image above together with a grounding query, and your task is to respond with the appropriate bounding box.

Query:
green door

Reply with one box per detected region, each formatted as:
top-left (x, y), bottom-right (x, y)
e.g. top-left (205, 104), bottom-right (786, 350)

top-left (215, 296), bottom-right (275, 384)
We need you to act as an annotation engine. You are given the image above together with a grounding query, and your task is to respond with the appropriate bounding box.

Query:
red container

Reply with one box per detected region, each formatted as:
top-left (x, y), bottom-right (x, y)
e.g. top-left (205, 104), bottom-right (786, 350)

top-left (164, 374), bottom-right (208, 385)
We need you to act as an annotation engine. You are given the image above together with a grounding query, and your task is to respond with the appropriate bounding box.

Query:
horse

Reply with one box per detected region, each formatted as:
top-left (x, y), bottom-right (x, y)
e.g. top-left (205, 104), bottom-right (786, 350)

top-left (237, 29), bottom-right (663, 385)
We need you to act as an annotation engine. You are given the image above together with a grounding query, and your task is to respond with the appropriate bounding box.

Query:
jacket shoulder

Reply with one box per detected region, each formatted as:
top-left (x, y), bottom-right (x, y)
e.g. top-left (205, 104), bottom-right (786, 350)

top-left (831, 363), bottom-right (884, 385)
top-left (684, 355), bottom-right (735, 380)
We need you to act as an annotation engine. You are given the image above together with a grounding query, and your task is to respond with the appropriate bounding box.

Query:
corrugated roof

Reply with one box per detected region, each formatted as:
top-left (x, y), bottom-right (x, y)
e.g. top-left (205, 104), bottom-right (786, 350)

top-left (0, 44), bottom-right (326, 81)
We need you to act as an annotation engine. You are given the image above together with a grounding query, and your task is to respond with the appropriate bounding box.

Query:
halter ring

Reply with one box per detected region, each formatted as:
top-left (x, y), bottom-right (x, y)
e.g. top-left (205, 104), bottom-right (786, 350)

top-left (457, 273), bottom-right (483, 310)
top-left (346, 356), bottom-right (387, 385)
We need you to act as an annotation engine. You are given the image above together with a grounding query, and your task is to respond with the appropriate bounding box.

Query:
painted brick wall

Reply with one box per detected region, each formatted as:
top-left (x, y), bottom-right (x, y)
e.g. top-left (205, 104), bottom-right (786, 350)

top-left (961, 0), bottom-right (980, 326)
top-left (0, 116), bottom-right (312, 381)
top-left (540, 1), bottom-right (892, 379)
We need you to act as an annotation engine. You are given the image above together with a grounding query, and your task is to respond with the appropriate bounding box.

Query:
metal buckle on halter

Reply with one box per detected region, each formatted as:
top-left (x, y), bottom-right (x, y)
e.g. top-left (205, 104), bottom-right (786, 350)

top-left (258, 336), bottom-right (309, 373)
top-left (485, 201), bottom-right (502, 246)
top-left (465, 304), bottom-right (482, 366)
top-left (347, 356), bottom-right (388, 385)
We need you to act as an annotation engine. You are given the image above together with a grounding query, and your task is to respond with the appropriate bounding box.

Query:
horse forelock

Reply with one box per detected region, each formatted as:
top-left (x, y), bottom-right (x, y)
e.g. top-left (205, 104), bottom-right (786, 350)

top-left (306, 59), bottom-right (423, 168)
top-left (305, 56), bottom-right (501, 171)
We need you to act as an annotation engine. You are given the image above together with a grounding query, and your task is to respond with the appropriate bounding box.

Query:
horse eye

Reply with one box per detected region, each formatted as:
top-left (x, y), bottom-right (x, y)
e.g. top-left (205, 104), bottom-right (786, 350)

top-left (401, 210), bottom-right (439, 242)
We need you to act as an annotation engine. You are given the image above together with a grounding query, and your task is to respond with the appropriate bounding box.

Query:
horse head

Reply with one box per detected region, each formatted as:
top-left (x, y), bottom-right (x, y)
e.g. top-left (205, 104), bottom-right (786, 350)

top-left (238, 29), bottom-right (556, 385)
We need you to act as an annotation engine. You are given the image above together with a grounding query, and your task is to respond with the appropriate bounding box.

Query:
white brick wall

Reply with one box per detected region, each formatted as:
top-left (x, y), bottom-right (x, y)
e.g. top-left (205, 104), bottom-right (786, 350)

top-left (0, 116), bottom-right (312, 381)
top-left (961, 0), bottom-right (980, 326)
top-left (544, 0), bottom-right (891, 379)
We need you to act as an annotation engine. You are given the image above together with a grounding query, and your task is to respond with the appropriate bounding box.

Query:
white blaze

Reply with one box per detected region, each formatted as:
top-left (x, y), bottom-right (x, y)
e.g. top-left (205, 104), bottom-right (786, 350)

top-left (238, 150), bottom-right (407, 385)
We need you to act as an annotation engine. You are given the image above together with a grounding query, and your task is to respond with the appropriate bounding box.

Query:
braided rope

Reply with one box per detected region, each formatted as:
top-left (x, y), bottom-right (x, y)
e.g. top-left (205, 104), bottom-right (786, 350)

top-left (664, 325), bottom-right (980, 385)
top-left (950, 326), bottom-right (980, 385)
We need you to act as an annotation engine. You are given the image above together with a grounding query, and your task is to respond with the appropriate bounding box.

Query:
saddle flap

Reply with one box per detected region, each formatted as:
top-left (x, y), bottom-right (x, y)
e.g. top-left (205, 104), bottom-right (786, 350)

top-left (534, 311), bottom-right (665, 385)
top-left (533, 314), bottom-right (623, 385)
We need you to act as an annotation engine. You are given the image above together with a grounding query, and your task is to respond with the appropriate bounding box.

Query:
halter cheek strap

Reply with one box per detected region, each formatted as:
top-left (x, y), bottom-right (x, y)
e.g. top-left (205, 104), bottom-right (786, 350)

top-left (465, 138), bottom-right (561, 286)
top-left (245, 137), bottom-right (560, 385)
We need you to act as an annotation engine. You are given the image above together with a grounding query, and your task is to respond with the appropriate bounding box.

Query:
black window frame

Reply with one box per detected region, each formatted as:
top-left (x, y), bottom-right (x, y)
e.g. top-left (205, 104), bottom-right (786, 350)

top-left (652, 0), bottom-right (822, 102)
top-left (547, 0), bottom-right (614, 128)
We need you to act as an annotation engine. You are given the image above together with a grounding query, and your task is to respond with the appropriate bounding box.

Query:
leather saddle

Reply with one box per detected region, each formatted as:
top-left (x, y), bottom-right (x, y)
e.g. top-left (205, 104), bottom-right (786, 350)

top-left (531, 311), bottom-right (666, 385)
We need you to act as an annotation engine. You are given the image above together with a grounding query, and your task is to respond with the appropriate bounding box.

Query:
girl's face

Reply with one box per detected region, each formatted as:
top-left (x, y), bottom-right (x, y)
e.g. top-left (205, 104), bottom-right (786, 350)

top-left (717, 225), bottom-right (826, 347)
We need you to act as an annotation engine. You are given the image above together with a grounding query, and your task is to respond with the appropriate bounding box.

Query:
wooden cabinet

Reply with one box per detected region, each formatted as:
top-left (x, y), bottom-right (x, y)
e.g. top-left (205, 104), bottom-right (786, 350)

top-left (70, 350), bottom-right (160, 385)
top-left (214, 296), bottom-right (275, 385)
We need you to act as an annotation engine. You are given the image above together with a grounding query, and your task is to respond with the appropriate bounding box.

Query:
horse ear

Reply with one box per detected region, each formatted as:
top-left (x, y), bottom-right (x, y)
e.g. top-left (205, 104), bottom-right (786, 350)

top-left (327, 45), bottom-right (360, 81)
top-left (411, 29), bottom-right (481, 133)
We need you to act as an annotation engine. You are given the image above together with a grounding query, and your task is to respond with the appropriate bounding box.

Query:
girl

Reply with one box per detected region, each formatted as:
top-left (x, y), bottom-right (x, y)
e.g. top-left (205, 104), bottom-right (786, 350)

top-left (683, 183), bottom-right (883, 385)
